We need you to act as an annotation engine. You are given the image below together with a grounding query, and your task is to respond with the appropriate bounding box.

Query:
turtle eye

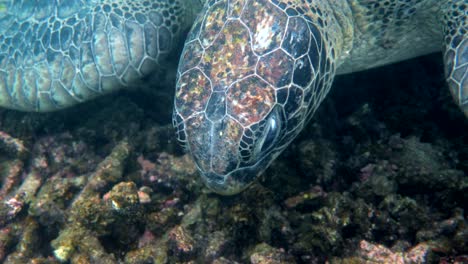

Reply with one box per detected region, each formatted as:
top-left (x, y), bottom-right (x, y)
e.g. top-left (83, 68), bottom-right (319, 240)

top-left (260, 108), bottom-right (281, 153)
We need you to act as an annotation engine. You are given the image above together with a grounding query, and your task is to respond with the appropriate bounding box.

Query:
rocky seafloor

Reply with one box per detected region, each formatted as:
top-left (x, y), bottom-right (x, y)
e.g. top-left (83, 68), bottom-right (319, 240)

top-left (0, 53), bottom-right (466, 263)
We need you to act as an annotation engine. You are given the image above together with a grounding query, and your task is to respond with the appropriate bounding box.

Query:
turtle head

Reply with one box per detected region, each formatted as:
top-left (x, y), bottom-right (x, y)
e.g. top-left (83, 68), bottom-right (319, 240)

top-left (173, 0), bottom-right (334, 194)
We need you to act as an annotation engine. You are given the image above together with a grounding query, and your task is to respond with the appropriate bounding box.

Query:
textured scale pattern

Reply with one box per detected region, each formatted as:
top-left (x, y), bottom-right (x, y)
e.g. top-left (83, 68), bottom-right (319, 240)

top-left (0, 0), bottom-right (192, 111)
top-left (444, 0), bottom-right (467, 115)
top-left (174, 0), bottom-right (341, 194)
top-left (338, 0), bottom-right (442, 73)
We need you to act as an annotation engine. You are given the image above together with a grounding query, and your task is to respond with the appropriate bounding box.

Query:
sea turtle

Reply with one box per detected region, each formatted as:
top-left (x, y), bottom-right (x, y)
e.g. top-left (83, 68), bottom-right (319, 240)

top-left (173, 0), bottom-right (468, 195)
top-left (0, 1), bottom-right (466, 195)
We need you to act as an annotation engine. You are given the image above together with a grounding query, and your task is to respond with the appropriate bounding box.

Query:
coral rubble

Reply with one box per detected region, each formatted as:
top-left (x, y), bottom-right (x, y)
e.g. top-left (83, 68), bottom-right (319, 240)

top-left (0, 55), bottom-right (466, 263)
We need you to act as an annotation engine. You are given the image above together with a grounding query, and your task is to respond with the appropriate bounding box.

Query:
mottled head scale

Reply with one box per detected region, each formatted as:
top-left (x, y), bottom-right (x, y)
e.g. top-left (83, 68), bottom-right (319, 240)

top-left (174, 0), bottom-right (337, 194)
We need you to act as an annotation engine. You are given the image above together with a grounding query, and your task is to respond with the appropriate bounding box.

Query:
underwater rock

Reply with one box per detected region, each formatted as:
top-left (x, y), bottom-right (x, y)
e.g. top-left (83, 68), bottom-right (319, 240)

top-left (355, 240), bottom-right (438, 263)
top-left (29, 175), bottom-right (86, 226)
top-left (297, 139), bottom-right (337, 185)
top-left (105, 181), bottom-right (140, 212)
top-left (0, 171), bottom-right (42, 227)
top-left (416, 209), bottom-right (467, 254)
top-left (0, 131), bottom-right (27, 159)
top-left (439, 255), bottom-right (468, 264)
top-left (355, 160), bottom-right (398, 198)
top-left (147, 207), bottom-right (179, 236)
top-left (284, 185), bottom-right (326, 208)
top-left (124, 241), bottom-right (169, 264)
top-left (249, 243), bottom-right (294, 264)
top-left (51, 140), bottom-right (131, 262)
top-left (125, 228), bottom-right (169, 264)
top-left (2, 217), bottom-right (40, 263)
top-left (167, 225), bottom-right (196, 261)
top-left (257, 205), bottom-right (294, 246)
top-left (52, 225), bottom-right (116, 263)
top-left (291, 192), bottom-right (372, 257)
top-left (0, 159), bottom-right (23, 201)
top-left (137, 153), bottom-right (198, 193)
top-left (204, 230), bottom-right (229, 262)
top-left (104, 181), bottom-right (145, 246)
top-left (392, 136), bottom-right (466, 191)
top-left (377, 194), bottom-right (430, 240)
top-left (0, 225), bottom-right (18, 261)
top-left (30, 132), bottom-right (98, 175)
top-left (212, 257), bottom-right (241, 264)
top-left (67, 140), bottom-right (130, 232)
top-left (0, 53), bottom-right (465, 262)
top-left (137, 186), bottom-right (152, 204)
top-left (344, 104), bottom-right (388, 144)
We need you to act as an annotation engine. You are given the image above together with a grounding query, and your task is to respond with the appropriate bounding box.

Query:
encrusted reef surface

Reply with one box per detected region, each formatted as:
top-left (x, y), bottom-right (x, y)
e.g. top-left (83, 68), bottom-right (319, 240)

top-left (0, 54), bottom-right (466, 263)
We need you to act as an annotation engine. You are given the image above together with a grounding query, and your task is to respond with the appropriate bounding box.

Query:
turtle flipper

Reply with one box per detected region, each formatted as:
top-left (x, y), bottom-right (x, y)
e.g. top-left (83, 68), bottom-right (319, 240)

top-left (0, 0), bottom-right (203, 112)
top-left (443, 0), bottom-right (468, 116)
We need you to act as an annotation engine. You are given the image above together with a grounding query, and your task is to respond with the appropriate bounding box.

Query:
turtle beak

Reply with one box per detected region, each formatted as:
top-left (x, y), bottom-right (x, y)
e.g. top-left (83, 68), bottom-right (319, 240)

top-left (197, 150), bottom-right (274, 195)
top-left (200, 169), bottom-right (254, 195)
